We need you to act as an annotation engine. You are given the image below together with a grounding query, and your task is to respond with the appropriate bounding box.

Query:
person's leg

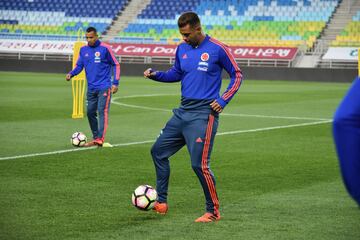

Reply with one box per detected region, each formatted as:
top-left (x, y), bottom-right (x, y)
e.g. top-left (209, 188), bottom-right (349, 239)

top-left (151, 110), bottom-right (185, 204)
top-left (183, 112), bottom-right (220, 220)
top-left (333, 77), bottom-right (360, 206)
top-left (97, 88), bottom-right (112, 143)
top-left (86, 90), bottom-right (99, 140)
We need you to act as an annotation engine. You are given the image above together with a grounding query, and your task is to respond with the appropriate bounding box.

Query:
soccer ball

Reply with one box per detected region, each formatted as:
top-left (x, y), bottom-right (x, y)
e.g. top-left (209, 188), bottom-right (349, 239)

top-left (131, 185), bottom-right (158, 211)
top-left (71, 132), bottom-right (87, 147)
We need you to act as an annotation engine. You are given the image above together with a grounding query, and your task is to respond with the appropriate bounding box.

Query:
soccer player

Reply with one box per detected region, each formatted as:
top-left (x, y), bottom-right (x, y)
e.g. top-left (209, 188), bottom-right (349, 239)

top-left (143, 12), bottom-right (243, 222)
top-left (66, 27), bottom-right (120, 147)
top-left (333, 76), bottom-right (360, 207)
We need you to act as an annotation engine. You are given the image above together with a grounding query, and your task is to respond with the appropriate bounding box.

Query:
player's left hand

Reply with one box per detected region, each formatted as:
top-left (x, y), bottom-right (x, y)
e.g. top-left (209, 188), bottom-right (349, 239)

top-left (210, 100), bottom-right (223, 113)
top-left (111, 85), bottom-right (118, 94)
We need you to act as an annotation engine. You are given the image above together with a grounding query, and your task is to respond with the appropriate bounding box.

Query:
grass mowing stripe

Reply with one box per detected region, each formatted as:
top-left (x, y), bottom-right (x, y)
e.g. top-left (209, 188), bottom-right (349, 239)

top-left (0, 121), bottom-right (331, 161)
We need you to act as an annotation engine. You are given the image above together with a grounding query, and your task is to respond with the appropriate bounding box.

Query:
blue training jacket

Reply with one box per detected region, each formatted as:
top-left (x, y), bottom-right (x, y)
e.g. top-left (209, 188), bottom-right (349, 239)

top-left (151, 35), bottom-right (243, 110)
top-left (69, 40), bottom-right (120, 91)
top-left (333, 76), bottom-right (360, 206)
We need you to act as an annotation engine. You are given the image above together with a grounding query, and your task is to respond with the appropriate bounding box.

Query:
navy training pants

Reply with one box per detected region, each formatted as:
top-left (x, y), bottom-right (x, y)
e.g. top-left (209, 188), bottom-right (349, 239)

top-left (151, 108), bottom-right (220, 215)
top-left (86, 88), bottom-right (112, 141)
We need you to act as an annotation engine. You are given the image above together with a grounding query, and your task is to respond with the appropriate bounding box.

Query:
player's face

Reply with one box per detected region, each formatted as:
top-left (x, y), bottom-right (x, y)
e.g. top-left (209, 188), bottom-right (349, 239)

top-left (179, 24), bottom-right (202, 47)
top-left (85, 31), bottom-right (98, 46)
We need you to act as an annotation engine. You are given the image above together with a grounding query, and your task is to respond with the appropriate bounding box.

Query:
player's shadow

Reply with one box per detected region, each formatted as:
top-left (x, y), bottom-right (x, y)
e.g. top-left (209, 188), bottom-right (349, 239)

top-left (129, 213), bottom-right (163, 222)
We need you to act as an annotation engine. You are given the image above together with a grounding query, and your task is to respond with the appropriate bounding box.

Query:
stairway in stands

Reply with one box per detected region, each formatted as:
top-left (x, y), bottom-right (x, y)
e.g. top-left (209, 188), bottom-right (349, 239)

top-left (102, 0), bottom-right (152, 41)
top-left (315, 0), bottom-right (360, 52)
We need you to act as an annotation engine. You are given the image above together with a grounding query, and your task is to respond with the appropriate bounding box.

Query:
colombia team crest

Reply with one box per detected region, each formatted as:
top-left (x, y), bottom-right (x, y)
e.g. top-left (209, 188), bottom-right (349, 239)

top-left (200, 52), bottom-right (209, 61)
top-left (94, 51), bottom-right (101, 63)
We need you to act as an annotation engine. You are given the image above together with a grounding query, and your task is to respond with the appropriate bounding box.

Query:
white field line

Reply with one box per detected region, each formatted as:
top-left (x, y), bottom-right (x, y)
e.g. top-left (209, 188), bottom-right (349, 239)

top-left (116, 94), bottom-right (179, 99)
top-left (111, 97), bottom-right (331, 121)
top-left (217, 120), bottom-right (332, 136)
top-left (0, 140), bottom-right (155, 161)
top-left (0, 120), bottom-right (332, 161)
top-left (221, 113), bottom-right (331, 121)
top-left (112, 101), bottom-right (170, 112)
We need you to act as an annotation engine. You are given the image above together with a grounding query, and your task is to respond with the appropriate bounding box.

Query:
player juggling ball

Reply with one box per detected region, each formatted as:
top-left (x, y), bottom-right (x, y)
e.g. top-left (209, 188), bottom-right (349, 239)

top-left (144, 12), bottom-right (243, 222)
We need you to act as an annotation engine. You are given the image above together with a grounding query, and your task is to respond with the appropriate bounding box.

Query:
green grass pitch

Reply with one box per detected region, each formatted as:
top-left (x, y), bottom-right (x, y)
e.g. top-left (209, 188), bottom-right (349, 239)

top-left (0, 71), bottom-right (359, 240)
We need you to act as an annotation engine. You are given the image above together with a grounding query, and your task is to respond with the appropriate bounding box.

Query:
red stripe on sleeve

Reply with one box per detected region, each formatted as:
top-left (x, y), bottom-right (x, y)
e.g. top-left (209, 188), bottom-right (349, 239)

top-left (209, 38), bottom-right (243, 101)
top-left (101, 43), bottom-right (120, 80)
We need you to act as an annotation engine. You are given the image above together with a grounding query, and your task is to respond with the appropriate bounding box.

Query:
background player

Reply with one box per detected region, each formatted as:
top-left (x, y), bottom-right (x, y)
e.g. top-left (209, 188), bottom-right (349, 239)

top-left (66, 27), bottom-right (120, 147)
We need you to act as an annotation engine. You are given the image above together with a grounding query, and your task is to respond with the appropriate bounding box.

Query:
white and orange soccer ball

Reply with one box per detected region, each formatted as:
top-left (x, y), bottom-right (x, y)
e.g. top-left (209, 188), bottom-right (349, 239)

top-left (131, 185), bottom-right (158, 211)
top-left (71, 132), bottom-right (87, 147)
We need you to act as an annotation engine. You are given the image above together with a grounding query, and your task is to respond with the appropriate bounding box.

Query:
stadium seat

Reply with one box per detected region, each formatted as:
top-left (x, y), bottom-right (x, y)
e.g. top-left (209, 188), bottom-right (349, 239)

top-left (332, 11), bottom-right (360, 47)
top-left (119, 0), bottom-right (339, 49)
top-left (0, 0), bottom-right (129, 39)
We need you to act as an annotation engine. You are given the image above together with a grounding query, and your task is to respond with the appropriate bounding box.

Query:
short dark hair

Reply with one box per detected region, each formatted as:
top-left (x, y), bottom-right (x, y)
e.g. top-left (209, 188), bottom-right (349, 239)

top-left (177, 12), bottom-right (201, 28)
top-left (86, 27), bottom-right (97, 34)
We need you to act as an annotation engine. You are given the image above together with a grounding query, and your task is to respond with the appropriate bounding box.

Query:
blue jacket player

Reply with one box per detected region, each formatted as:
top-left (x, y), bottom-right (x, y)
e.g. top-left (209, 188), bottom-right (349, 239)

top-left (66, 27), bottom-right (120, 147)
top-left (144, 12), bottom-right (243, 222)
top-left (333, 76), bottom-right (360, 207)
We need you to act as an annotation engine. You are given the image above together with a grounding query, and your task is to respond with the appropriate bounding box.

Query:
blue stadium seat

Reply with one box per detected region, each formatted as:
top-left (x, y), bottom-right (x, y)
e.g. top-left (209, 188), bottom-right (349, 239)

top-left (0, 0), bottom-right (129, 37)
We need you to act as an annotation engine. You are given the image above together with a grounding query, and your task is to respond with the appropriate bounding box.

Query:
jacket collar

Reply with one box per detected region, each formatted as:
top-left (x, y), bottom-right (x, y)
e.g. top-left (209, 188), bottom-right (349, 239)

top-left (89, 40), bottom-right (101, 48)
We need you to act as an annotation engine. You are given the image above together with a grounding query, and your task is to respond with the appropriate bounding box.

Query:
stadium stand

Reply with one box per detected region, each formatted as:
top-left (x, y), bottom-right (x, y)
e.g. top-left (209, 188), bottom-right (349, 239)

top-left (331, 10), bottom-right (360, 47)
top-left (0, 0), bottom-right (358, 70)
top-left (0, 0), bottom-right (128, 39)
top-left (117, 0), bottom-right (340, 49)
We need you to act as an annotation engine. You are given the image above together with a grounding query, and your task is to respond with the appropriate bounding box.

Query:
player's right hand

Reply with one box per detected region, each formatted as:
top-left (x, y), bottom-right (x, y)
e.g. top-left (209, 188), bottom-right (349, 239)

top-left (66, 74), bottom-right (72, 81)
top-left (210, 100), bottom-right (223, 113)
top-left (143, 68), bottom-right (155, 78)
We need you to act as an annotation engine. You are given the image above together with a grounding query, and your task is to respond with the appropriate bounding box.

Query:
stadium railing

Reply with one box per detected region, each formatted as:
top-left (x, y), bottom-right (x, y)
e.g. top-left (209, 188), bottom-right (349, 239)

top-left (0, 33), bottom-right (79, 41)
top-left (0, 51), bottom-right (300, 68)
top-left (317, 60), bottom-right (358, 69)
top-left (0, 47), bottom-right (356, 70)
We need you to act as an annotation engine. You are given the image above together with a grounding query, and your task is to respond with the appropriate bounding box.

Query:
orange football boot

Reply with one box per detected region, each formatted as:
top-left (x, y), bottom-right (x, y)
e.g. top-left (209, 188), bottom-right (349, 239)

top-left (152, 202), bottom-right (168, 215)
top-left (195, 212), bottom-right (221, 223)
top-left (84, 138), bottom-right (103, 147)
top-left (94, 138), bottom-right (103, 146)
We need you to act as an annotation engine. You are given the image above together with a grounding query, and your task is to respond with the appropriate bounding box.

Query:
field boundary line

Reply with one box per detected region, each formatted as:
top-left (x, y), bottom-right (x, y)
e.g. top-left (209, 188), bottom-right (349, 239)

top-left (221, 113), bottom-right (330, 121)
top-left (111, 97), bottom-right (331, 121)
top-left (117, 94), bottom-right (179, 99)
top-left (112, 101), bottom-right (170, 112)
top-left (217, 120), bottom-right (332, 136)
top-left (0, 140), bottom-right (154, 161)
top-left (0, 120), bottom-right (331, 161)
